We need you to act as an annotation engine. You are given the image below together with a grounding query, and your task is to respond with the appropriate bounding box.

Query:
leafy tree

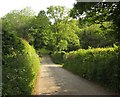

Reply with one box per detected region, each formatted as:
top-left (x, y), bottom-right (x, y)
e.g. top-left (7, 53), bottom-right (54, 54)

top-left (57, 40), bottom-right (68, 51)
top-left (47, 6), bottom-right (69, 24)
top-left (110, 2), bottom-right (120, 42)
top-left (70, 2), bottom-right (117, 23)
top-left (70, 2), bottom-right (120, 42)
top-left (78, 23), bottom-right (116, 49)
top-left (2, 7), bottom-right (35, 42)
top-left (32, 10), bottom-right (52, 49)
top-left (46, 6), bottom-right (80, 51)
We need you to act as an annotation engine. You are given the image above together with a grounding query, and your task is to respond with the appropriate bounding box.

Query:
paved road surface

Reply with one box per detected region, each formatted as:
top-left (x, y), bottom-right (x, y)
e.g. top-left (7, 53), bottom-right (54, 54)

top-left (33, 55), bottom-right (117, 95)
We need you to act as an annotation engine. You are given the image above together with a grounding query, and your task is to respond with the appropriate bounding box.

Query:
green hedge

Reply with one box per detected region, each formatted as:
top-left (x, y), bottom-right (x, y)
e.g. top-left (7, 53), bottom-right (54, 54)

top-left (51, 51), bottom-right (66, 64)
top-left (2, 32), bottom-right (40, 95)
top-left (63, 47), bottom-right (119, 92)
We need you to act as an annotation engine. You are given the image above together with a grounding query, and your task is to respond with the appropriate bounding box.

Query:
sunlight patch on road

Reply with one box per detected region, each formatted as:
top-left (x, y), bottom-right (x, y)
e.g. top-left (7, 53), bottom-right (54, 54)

top-left (44, 64), bottom-right (62, 67)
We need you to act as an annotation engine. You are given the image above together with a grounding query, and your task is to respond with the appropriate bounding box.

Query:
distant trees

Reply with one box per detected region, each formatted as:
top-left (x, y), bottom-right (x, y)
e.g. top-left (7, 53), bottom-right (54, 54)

top-left (77, 22), bottom-right (116, 49)
top-left (32, 10), bottom-right (51, 49)
top-left (47, 6), bottom-right (80, 51)
top-left (2, 7), bottom-right (35, 42)
top-left (70, 2), bottom-right (119, 49)
top-left (2, 3), bottom-right (119, 51)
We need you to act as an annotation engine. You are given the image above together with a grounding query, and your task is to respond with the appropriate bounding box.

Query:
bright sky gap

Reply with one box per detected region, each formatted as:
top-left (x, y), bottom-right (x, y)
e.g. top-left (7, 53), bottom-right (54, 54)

top-left (0, 0), bottom-right (76, 17)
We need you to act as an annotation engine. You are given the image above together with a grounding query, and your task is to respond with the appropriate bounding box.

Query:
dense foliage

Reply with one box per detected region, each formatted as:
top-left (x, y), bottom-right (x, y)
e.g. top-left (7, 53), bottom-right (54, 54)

top-left (2, 2), bottom-right (120, 95)
top-left (2, 31), bottom-right (40, 95)
top-left (2, 4), bottom-right (119, 52)
top-left (2, 7), bottom-right (35, 42)
top-left (63, 46), bottom-right (119, 92)
top-left (70, 2), bottom-right (120, 43)
top-left (51, 51), bottom-right (66, 64)
top-left (77, 22), bottom-right (116, 49)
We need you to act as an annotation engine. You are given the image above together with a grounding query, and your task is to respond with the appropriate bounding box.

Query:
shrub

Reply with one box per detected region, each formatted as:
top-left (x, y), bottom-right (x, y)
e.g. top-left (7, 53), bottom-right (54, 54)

top-left (2, 32), bottom-right (40, 95)
top-left (78, 23), bottom-right (116, 49)
top-left (63, 47), bottom-right (119, 92)
top-left (37, 48), bottom-right (51, 56)
top-left (51, 51), bottom-right (66, 64)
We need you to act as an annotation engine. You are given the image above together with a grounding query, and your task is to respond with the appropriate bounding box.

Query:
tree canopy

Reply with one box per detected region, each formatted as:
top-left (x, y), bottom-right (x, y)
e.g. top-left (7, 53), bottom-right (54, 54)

top-left (2, 4), bottom-right (120, 51)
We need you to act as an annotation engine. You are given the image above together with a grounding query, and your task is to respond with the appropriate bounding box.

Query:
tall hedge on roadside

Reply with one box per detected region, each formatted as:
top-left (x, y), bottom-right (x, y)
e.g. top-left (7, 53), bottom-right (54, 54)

top-left (51, 51), bottom-right (66, 64)
top-left (2, 31), bottom-right (40, 95)
top-left (63, 46), bottom-right (119, 92)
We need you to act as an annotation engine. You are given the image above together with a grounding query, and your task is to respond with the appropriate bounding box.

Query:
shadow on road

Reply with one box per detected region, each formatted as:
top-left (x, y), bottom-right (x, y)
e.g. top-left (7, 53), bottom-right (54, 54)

top-left (34, 55), bottom-right (118, 95)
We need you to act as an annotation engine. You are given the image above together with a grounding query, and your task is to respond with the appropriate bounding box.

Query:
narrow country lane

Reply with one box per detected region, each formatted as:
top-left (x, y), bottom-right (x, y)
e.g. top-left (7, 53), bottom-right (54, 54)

top-left (33, 55), bottom-right (117, 95)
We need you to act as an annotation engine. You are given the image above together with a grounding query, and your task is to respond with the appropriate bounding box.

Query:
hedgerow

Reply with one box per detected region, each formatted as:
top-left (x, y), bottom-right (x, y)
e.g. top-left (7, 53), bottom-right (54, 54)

top-left (51, 51), bottom-right (66, 64)
top-left (63, 46), bottom-right (119, 92)
top-left (2, 31), bottom-right (40, 95)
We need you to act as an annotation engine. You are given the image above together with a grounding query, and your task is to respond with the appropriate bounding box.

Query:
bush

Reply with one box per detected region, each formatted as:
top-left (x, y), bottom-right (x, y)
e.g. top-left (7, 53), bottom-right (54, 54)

top-left (37, 48), bottom-right (51, 56)
top-left (78, 23), bottom-right (116, 49)
top-left (63, 47), bottom-right (119, 92)
top-left (51, 51), bottom-right (66, 64)
top-left (2, 32), bottom-right (40, 95)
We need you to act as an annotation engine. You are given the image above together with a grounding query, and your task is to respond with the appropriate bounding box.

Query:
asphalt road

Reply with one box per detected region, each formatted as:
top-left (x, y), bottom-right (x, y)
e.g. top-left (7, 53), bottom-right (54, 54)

top-left (33, 55), bottom-right (117, 95)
